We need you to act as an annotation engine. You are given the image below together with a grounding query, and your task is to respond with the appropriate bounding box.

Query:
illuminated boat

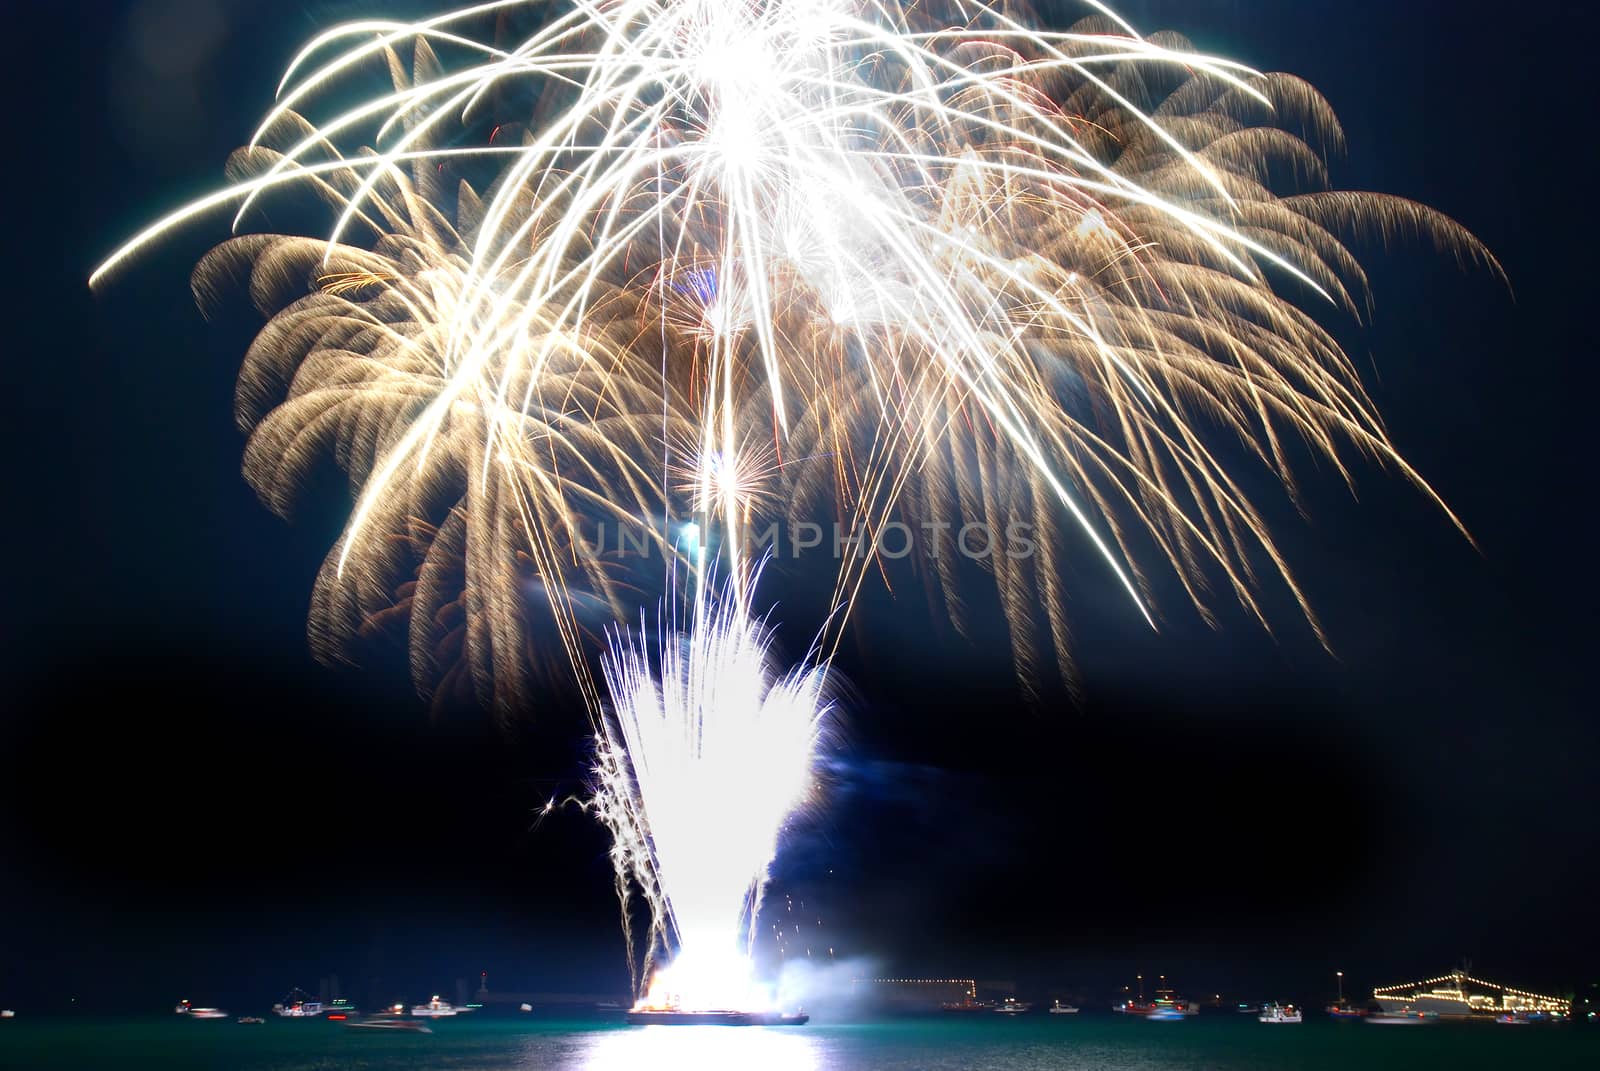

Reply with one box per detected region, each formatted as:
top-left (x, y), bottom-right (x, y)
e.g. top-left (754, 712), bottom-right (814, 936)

top-left (272, 990), bottom-right (323, 1018)
top-left (1049, 1001), bottom-right (1079, 1014)
top-left (993, 997), bottom-right (1032, 1014)
top-left (941, 998), bottom-right (992, 1013)
top-left (1257, 1003), bottom-right (1303, 1023)
top-left (624, 1009), bottom-right (810, 1026)
top-left (175, 1000), bottom-right (227, 1019)
top-left (1147, 984), bottom-right (1199, 1018)
top-left (1373, 969), bottom-right (1569, 1021)
top-left (410, 996), bottom-right (462, 1018)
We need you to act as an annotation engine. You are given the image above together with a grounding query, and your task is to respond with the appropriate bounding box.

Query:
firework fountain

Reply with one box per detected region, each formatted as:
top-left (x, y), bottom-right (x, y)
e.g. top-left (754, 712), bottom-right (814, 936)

top-left (93, 0), bottom-right (1494, 1016)
top-left (595, 571), bottom-right (828, 1013)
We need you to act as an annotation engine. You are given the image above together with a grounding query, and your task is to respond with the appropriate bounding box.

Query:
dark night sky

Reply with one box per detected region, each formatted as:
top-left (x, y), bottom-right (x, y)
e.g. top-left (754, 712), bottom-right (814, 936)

top-left (2, 0), bottom-right (1596, 1014)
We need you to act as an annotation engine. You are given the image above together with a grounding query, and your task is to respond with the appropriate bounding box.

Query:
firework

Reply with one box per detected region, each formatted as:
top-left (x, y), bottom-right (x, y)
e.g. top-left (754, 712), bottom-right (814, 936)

top-left (92, 0), bottom-right (1495, 1006)
top-left (592, 570), bottom-right (827, 1008)
top-left (93, 0), bottom-right (1495, 690)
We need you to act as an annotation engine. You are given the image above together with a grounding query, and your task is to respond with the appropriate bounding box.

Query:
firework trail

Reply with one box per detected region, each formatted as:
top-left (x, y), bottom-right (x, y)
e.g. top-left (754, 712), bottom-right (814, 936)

top-left (92, 0), bottom-right (1496, 1005)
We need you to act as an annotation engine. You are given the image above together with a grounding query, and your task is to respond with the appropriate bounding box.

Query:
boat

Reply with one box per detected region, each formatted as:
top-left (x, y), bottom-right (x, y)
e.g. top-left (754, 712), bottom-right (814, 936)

top-left (1366, 1012), bottom-right (1435, 1025)
top-left (1236, 1003), bottom-right (1260, 1015)
top-left (1496, 1014), bottom-right (1532, 1026)
top-left (1373, 969), bottom-right (1570, 1021)
top-left (993, 997), bottom-right (1032, 1014)
top-left (346, 1017), bottom-right (433, 1033)
top-left (1148, 984), bottom-right (1199, 1018)
top-left (519, 1003), bottom-right (533, 1013)
top-left (624, 1009), bottom-right (810, 1026)
top-left (272, 990), bottom-right (323, 1018)
top-left (1258, 1003), bottom-right (1303, 1024)
top-left (1113, 1000), bottom-right (1155, 1014)
top-left (175, 999), bottom-right (225, 1017)
top-left (1048, 1000), bottom-right (1079, 1014)
top-left (410, 996), bottom-right (461, 1018)
top-left (237, 1016), bottom-right (265, 1025)
top-left (1326, 972), bottom-right (1364, 1018)
top-left (1, 1010), bottom-right (15, 1019)
top-left (941, 998), bottom-right (992, 1013)
top-left (275, 1002), bottom-right (321, 1017)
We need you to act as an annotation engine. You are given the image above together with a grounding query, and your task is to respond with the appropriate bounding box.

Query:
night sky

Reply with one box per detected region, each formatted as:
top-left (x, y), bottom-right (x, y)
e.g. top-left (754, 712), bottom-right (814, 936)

top-left (3, 0), bottom-right (1596, 1014)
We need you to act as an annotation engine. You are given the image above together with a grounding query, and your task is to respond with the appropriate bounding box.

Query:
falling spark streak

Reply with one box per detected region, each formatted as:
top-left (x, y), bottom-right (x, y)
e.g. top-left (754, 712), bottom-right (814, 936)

top-left (91, 0), bottom-right (1498, 1000)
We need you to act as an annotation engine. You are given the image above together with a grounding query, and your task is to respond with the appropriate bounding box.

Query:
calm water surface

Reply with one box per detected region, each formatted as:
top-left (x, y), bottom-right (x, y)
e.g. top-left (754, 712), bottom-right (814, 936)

top-left (2, 1015), bottom-right (1595, 1070)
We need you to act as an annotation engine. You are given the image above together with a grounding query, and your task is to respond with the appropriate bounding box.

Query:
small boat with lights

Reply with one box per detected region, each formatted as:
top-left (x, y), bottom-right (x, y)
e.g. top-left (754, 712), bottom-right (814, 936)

top-left (624, 1008), bottom-right (809, 1026)
top-left (1258, 1003), bottom-right (1303, 1023)
top-left (1145, 984), bottom-right (1199, 1019)
top-left (993, 997), bottom-right (1032, 1014)
top-left (410, 996), bottom-right (463, 1018)
top-left (272, 990), bottom-right (322, 1018)
top-left (175, 1000), bottom-right (228, 1020)
top-left (1366, 1012), bottom-right (1435, 1025)
top-left (941, 998), bottom-right (992, 1013)
top-left (1049, 1000), bottom-right (1079, 1014)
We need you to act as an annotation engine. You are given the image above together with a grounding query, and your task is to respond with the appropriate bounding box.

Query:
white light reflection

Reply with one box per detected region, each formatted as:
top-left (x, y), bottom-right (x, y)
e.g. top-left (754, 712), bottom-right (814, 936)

top-left (581, 1025), bottom-right (821, 1071)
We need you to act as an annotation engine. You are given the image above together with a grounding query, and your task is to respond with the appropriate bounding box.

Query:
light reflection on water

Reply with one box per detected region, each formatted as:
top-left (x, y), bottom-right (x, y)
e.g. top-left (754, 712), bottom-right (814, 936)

top-left (580, 1025), bottom-right (823, 1071)
top-left (566, 1022), bottom-right (1165, 1071)
top-left (3, 1014), bottom-right (1591, 1071)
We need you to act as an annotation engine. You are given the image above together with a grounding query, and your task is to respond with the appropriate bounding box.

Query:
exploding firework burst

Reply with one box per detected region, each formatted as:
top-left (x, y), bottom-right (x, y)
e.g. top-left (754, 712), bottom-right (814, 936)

top-left (93, 0), bottom-right (1495, 1008)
